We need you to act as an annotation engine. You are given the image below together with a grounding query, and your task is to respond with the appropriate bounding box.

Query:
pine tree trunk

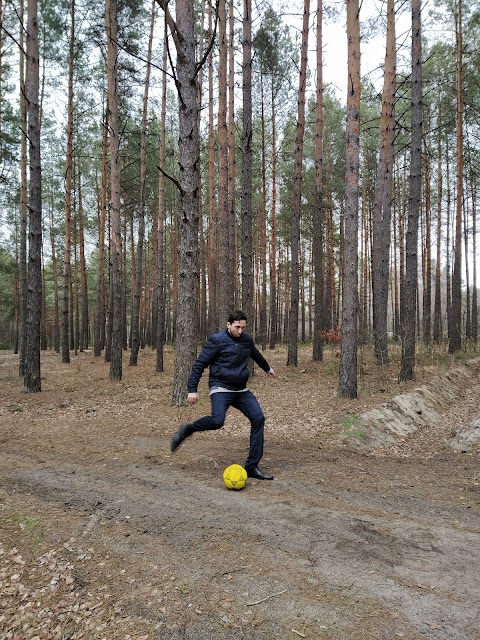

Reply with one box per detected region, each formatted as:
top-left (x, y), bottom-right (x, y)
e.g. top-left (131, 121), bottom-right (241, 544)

top-left (470, 160), bottom-right (477, 343)
top-left (338, 0), bottom-right (360, 398)
top-left (324, 144), bottom-right (334, 331)
top-left (218, 0), bottom-right (233, 323)
top-left (207, 1), bottom-right (219, 333)
top-left (130, 0), bottom-right (154, 367)
top-left (358, 181), bottom-right (368, 344)
top-left (156, 0), bottom-right (201, 405)
top-left (49, 199), bottom-right (60, 352)
top-left (445, 137), bottom-right (452, 344)
top-left (423, 145), bottom-right (432, 344)
top-left (0, 0), bottom-right (3, 139)
top-left (287, 0), bottom-right (310, 367)
top-left (399, 0), bottom-right (422, 381)
top-left (269, 89), bottom-right (278, 349)
top-left (73, 206), bottom-right (80, 354)
top-left (300, 248), bottom-right (306, 342)
top-left (241, 0), bottom-right (254, 328)
top-left (258, 80), bottom-right (268, 349)
top-left (94, 102), bottom-right (108, 357)
top-left (41, 253), bottom-right (47, 350)
top-left (464, 200), bottom-right (471, 340)
top-left (156, 15), bottom-right (168, 373)
top-left (78, 173), bottom-right (89, 350)
top-left (122, 214), bottom-right (128, 351)
top-left (24, 0), bottom-right (42, 393)
top-left (61, 0), bottom-right (74, 364)
top-left (106, 0), bottom-right (123, 381)
top-left (372, 0), bottom-right (396, 366)
top-left (197, 0), bottom-right (207, 340)
top-left (312, 0), bottom-right (324, 361)
top-left (433, 120), bottom-right (443, 342)
top-left (18, 0), bottom-right (28, 376)
top-left (228, 0), bottom-right (236, 310)
top-left (392, 192), bottom-right (399, 339)
top-left (449, 0), bottom-right (463, 353)
top-left (104, 207), bottom-right (112, 362)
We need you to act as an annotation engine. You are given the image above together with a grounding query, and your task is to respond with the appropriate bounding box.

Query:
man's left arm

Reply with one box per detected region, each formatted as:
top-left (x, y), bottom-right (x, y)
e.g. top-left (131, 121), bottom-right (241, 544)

top-left (251, 345), bottom-right (276, 377)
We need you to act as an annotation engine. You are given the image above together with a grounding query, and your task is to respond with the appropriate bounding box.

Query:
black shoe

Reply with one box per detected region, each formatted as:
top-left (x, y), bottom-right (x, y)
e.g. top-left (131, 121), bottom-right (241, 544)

top-left (171, 424), bottom-right (193, 452)
top-left (245, 465), bottom-right (274, 480)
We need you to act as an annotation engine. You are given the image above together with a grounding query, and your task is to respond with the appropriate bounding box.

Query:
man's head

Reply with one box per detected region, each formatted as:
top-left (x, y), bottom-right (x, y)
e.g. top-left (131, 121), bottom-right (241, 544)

top-left (227, 310), bottom-right (247, 338)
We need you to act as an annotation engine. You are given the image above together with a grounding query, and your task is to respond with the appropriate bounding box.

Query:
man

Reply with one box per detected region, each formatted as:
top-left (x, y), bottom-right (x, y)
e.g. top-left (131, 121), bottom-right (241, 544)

top-left (170, 310), bottom-right (276, 480)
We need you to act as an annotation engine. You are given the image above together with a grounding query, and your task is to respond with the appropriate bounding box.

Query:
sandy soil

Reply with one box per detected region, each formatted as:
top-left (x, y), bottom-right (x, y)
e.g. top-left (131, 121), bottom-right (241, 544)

top-left (0, 345), bottom-right (479, 640)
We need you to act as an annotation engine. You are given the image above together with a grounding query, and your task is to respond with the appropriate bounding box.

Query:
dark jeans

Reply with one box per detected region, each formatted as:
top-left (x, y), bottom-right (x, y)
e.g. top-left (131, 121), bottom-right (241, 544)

top-left (190, 390), bottom-right (265, 467)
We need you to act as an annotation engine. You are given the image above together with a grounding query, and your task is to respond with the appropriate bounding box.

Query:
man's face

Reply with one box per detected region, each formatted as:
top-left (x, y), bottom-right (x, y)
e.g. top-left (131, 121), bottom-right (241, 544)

top-left (227, 320), bottom-right (247, 339)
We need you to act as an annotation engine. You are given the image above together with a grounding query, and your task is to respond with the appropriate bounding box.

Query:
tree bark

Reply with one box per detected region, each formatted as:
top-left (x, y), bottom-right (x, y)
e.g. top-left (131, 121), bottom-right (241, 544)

top-left (94, 101), bottom-right (108, 357)
top-left (268, 88), bottom-right (278, 349)
top-left (156, 0), bottom-right (201, 405)
top-left (218, 0), bottom-right (233, 322)
top-left (0, 0), bottom-right (3, 139)
top-left (241, 0), bottom-right (254, 328)
top-left (78, 172), bottom-right (89, 350)
top-left (130, 0), bottom-right (155, 367)
top-left (287, 0), bottom-right (310, 367)
top-left (61, 0), bottom-right (75, 364)
top-left (433, 117), bottom-right (443, 342)
top-left (371, 0), bottom-right (396, 366)
top-left (258, 74), bottom-right (268, 349)
top-left (197, 0), bottom-right (207, 340)
top-left (18, 0), bottom-right (28, 376)
top-left (228, 0), bottom-right (237, 310)
top-left (470, 148), bottom-right (477, 343)
top-left (422, 141), bottom-right (432, 344)
top-left (156, 14), bottom-right (168, 373)
top-left (338, 0), bottom-right (360, 398)
top-left (49, 196), bottom-right (60, 352)
top-left (24, 0), bottom-right (42, 393)
top-left (312, 0), bottom-right (324, 361)
top-left (449, 0), bottom-right (463, 353)
top-left (399, 0), bottom-right (422, 381)
top-left (106, 0), bottom-right (123, 381)
top-left (207, 0), bottom-right (218, 333)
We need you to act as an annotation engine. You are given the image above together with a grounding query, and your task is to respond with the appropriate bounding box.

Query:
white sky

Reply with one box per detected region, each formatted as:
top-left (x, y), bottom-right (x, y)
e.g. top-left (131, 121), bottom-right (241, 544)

top-left (324, 4), bottom-right (406, 98)
top-left (315, 0), bottom-right (449, 99)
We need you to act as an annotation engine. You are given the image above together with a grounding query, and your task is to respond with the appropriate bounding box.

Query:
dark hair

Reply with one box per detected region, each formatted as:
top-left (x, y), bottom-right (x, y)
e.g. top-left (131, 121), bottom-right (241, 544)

top-left (228, 310), bottom-right (247, 323)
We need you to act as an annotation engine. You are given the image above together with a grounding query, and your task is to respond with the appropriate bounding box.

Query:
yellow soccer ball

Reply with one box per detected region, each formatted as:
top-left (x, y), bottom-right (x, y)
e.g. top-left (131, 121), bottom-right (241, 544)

top-left (223, 464), bottom-right (247, 490)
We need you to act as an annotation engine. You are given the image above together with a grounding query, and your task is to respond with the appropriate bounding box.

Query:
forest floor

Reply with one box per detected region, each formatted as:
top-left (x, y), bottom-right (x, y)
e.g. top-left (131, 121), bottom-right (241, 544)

top-left (0, 343), bottom-right (479, 640)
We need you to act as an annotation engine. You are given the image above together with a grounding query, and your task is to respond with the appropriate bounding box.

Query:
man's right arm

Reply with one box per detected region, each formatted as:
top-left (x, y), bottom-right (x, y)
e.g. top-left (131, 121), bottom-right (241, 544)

top-left (187, 334), bottom-right (219, 393)
top-left (188, 392), bottom-right (199, 405)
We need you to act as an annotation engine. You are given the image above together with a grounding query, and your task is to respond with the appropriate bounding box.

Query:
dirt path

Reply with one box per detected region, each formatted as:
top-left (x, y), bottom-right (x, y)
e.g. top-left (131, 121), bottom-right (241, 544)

top-left (1, 347), bottom-right (479, 639)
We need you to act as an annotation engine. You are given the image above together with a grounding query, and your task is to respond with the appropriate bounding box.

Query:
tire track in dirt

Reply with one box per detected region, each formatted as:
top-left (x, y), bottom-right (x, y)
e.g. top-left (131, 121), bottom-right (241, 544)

top-left (1, 448), bottom-right (479, 639)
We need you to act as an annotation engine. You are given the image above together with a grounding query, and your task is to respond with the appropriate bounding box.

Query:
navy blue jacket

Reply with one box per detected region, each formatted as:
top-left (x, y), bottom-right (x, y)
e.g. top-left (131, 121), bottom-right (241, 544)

top-left (187, 329), bottom-right (271, 392)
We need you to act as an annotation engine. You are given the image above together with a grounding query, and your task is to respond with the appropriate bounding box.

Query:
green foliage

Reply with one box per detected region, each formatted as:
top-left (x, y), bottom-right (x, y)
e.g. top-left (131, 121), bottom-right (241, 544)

top-left (343, 414), bottom-right (359, 430)
top-left (0, 5), bottom-right (21, 208)
top-left (7, 511), bottom-right (42, 541)
top-left (0, 246), bottom-right (16, 347)
top-left (12, 404), bottom-right (26, 413)
top-left (342, 414), bottom-right (367, 441)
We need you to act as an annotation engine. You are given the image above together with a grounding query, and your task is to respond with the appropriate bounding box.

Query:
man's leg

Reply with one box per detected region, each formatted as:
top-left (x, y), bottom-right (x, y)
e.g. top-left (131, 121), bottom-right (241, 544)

top-left (233, 391), bottom-right (265, 467)
top-left (190, 392), bottom-right (230, 432)
top-left (233, 391), bottom-right (273, 479)
top-left (171, 393), bottom-right (231, 452)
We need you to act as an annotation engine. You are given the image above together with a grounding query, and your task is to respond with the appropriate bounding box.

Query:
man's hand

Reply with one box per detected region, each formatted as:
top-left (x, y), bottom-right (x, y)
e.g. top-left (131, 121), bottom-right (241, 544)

top-left (188, 392), bottom-right (199, 405)
top-left (268, 368), bottom-right (277, 378)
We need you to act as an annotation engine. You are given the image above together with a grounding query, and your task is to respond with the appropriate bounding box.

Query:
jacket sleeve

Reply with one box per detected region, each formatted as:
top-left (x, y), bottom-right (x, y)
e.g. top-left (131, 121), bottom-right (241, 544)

top-left (250, 344), bottom-right (271, 374)
top-left (187, 335), bottom-right (220, 392)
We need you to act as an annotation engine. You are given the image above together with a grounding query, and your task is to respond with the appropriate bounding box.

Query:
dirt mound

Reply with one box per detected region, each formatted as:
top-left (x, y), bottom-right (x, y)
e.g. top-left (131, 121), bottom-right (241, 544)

top-left (343, 358), bottom-right (480, 451)
top-left (450, 414), bottom-right (480, 452)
